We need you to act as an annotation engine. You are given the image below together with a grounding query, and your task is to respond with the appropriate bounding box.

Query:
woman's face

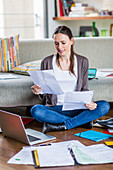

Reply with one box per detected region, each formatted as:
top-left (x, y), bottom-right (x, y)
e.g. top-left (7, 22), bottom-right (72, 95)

top-left (53, 33), bottom-right (74, 58)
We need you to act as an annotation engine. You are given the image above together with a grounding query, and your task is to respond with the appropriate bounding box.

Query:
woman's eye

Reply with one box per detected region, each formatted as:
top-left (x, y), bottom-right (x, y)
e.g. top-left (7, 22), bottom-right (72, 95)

top-left (62, 42), bottom-right (66, 44)
top-left (55, 43), bottom-right (58, 45)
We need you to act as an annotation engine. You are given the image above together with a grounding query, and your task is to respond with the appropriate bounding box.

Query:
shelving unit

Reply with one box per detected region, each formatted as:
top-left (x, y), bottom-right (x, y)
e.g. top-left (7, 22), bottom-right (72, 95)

top-left (48, 0), bottom-right (113, 38)
top-left (53, 16), bottom-right (113, 21)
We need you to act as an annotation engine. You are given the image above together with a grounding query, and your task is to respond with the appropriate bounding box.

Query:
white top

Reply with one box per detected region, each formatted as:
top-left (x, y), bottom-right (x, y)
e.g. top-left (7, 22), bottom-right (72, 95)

top-left (53, 54), bottom-right (78, 105)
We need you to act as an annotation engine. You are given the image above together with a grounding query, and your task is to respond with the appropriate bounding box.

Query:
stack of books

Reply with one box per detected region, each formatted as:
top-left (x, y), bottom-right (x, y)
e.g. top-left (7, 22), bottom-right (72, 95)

top-left (69, 3), bottom-right (99, 17)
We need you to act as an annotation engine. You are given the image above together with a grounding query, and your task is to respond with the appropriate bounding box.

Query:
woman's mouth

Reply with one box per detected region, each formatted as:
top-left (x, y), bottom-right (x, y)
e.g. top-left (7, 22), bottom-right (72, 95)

top-left (58, 50), bottom-right (64, 53)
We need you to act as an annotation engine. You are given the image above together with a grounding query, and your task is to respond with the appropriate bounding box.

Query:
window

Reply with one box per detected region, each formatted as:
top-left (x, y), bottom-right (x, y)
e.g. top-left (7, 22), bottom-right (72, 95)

top-left (0, 0), bottom-right (45, 39)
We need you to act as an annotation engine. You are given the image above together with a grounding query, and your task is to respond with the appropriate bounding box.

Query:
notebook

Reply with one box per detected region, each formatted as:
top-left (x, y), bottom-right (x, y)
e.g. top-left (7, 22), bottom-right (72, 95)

top-left (74, 130), bottom-right (113, 142)
top-left (0, 110), bottom-right (56, 145)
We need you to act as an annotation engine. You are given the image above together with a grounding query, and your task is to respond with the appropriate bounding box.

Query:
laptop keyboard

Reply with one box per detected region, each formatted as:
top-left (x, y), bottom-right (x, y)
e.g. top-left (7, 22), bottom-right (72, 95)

top-left (27, 134), bottom-right (41, 142)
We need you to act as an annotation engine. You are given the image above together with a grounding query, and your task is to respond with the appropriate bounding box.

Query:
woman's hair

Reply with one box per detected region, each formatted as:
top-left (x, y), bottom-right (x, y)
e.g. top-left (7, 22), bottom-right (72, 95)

top-left (53, 25), bottom-right (75, 75)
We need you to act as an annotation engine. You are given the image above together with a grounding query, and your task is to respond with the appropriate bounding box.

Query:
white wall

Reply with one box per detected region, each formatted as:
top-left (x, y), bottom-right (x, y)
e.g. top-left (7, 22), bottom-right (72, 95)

top-left (48, 0), bottom-right (113, 38)
top-left (0, 0), bottom-right (4, 37)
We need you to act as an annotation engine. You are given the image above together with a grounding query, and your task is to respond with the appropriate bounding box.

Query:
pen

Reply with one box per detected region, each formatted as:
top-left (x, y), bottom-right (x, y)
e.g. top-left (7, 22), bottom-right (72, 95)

top-left (34, 149), bottom-right (40, 167)
top-left (23, 143), bottom-right (51, 148)
top-left (39, 143), bottom-right (51, 146)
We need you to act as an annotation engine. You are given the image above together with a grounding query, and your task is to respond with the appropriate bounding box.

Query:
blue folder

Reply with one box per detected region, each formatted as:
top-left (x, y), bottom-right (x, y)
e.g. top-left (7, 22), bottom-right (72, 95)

top-left (74, 130), bottom-right (113, 142)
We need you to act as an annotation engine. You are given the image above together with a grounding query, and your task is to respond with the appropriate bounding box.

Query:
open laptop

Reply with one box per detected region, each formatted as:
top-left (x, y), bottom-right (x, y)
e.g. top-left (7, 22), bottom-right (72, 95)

top-left (0, 110), bottom-right (56, 145)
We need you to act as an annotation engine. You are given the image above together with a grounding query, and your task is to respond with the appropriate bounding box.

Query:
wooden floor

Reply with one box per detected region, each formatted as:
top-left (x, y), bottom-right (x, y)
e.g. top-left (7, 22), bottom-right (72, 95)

top-left (0, 107), bottom-right (113, 170)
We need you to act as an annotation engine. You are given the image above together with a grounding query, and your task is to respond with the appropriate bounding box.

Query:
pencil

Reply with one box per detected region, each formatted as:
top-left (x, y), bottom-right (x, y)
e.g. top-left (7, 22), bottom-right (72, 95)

top-left (34, 149), bottom-right (40, 167)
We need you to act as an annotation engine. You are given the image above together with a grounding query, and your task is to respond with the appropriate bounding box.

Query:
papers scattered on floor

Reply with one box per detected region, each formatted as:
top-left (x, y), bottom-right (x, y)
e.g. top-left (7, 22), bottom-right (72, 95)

top-left (7, 139), bottom-right (113, 166)
top-left (72, 143), bottom-right (113, 165)
top-left (7, 140), bottom-right (84, 166)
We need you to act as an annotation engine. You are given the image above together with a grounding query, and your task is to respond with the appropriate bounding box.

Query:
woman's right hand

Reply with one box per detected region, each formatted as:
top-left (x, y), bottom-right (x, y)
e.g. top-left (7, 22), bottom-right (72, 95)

top-left (31, 84), bottom-right (42, 95)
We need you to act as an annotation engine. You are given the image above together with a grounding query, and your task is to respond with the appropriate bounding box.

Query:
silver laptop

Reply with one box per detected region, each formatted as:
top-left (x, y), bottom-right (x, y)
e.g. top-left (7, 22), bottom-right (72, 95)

top-left (0, 110), bottom-right (56, 145)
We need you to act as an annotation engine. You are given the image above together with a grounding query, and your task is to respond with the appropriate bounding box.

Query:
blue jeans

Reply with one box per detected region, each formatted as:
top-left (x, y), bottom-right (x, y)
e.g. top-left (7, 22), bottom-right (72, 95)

top-left (31, 100), bottom-right (110, 130)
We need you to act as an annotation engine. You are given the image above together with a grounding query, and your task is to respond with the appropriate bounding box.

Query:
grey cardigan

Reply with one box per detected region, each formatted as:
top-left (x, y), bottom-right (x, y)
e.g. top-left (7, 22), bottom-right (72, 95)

top-left (39, 53), bottom-right (89, 105)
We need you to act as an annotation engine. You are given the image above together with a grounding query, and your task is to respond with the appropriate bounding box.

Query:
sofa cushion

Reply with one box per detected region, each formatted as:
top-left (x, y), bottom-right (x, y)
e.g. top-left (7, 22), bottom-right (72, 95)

top-left (0, 35), bottom-right (20, 72)
top-left (11, 60), bottom-right (41, 75)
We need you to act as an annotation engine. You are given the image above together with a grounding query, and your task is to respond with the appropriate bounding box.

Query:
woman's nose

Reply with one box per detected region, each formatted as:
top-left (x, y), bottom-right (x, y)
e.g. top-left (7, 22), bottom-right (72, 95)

top-left (58, 43), bottom-right (62, 49)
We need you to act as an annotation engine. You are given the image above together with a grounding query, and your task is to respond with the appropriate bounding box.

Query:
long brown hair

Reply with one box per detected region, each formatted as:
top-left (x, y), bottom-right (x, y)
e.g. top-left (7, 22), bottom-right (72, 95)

top-left (53, 25), bottom-right (75, 75)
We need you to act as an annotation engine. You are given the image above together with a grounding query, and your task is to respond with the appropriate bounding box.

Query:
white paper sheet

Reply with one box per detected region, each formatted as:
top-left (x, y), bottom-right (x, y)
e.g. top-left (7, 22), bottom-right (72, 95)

top-left (28, 70), bottom-right (63, 95)
top-left (62, 91), bottom-right (93, 110)
top-left (108, 129), bottom-right (113, 133)
top-left (0, 74), bottom-right (19, 80)
top-left (72, 143), bottom-right (113, 164)
top-left (96, 69), bottom-right (113, 78)
top-left (7, 148), bottom-right (34, 165)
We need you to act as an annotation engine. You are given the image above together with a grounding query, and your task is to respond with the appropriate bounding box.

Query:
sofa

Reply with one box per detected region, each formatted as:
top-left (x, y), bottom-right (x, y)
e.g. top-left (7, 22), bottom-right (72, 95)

top-left (0, 37), bottom-right (113, 114)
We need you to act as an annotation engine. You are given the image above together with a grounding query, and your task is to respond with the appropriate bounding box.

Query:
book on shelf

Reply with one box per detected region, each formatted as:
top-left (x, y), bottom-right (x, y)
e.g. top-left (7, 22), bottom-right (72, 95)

top-left (69, 11), bottom-right (99, 17)
top-left (62, 0), bottom-right (75, 16)
top-left (54, 0), bottom-right (64, 17)
top-left (56, 0), bottom-right (60, 17)
top-left (71, 6), bottom-right (94, 12)
top-left (59, 0), bottom-right (64, 16)
top-left (54, 0), bottom-right (57, 17)
top-left (86, 12), bottom-right (99, 17)
top-left (62, 0), bottom-right (69, 16)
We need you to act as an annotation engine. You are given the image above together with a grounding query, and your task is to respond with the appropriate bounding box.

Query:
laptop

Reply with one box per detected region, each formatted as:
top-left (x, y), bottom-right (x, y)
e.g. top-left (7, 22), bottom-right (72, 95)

top-left (0, 110), bottom-right (56, 145)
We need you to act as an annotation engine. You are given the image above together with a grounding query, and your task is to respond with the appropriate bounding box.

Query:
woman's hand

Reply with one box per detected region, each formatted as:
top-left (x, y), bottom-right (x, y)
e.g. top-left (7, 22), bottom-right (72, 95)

top-left (85, 101), bottom-right (97, 110)
top-left (31, 84), bottom-right (42, 95)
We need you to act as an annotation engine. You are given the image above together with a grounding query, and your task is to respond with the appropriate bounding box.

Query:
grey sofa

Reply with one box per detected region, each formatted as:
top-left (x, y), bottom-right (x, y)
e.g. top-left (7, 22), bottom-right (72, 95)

top-left (0, 37), bottom-right (113, 110)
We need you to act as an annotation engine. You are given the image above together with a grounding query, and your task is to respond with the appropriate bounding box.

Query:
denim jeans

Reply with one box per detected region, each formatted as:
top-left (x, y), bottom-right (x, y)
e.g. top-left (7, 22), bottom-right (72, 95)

top-left (31, 100), bottom-right (110, 130)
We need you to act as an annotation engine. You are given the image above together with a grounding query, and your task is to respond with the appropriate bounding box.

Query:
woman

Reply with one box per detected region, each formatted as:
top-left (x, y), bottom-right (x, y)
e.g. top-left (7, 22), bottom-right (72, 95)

top-left (31, 25), bottom-right (110, 133)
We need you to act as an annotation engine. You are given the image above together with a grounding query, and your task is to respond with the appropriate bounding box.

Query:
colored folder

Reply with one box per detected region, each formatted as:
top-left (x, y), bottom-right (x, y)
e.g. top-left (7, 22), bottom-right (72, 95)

top-left (75, 130), bottom-right (113, 142)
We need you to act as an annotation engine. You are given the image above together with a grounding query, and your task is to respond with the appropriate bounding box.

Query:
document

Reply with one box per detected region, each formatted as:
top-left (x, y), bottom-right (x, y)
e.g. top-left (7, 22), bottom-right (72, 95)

top-left (28, 70), bottom-right (63, 95)
top-left (96, 68), bottom-right (113, 78)
top-left (0, 73), bottom-right (19, 80)
top-left (72, 143), bottom-right (113, 164)
top-left (62, 91), bottom-right (93, 110)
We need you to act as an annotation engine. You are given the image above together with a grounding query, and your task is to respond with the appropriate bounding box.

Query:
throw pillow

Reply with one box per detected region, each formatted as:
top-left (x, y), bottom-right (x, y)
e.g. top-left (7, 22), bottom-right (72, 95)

top-left (11, 60), bottom-right (41, 75)
top-left (0, 35), bottom-right (20, 72)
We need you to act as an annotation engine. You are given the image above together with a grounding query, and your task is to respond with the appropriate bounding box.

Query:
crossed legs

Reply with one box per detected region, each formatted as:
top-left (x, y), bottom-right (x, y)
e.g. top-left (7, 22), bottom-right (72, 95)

top-left (31, 100), bottom-right (110, 130)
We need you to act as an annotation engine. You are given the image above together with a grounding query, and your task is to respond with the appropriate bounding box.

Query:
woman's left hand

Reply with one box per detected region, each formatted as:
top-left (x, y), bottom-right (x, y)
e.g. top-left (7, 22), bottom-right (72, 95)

top-left (85, 101), bottom-right (97, 110)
